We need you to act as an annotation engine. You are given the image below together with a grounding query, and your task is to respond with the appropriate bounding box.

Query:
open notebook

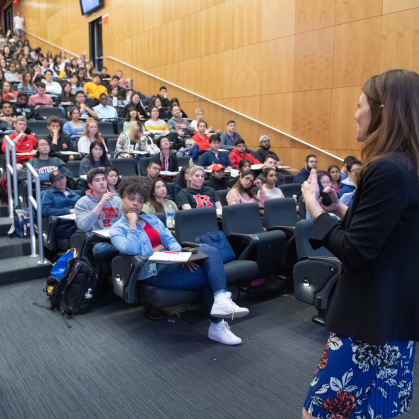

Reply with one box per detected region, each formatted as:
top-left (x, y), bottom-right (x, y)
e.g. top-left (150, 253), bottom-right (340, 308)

top-left (148, 251), bottom-right (191, 263)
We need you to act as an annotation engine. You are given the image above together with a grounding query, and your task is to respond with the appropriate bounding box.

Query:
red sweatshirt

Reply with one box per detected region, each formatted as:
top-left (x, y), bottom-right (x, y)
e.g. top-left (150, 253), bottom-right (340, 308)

top-left (1, 132), bottom-right (37, 163)
top-left (229, 149), bottom-right (261, 168)
top-left (192, 133), bottom-right (210, 150)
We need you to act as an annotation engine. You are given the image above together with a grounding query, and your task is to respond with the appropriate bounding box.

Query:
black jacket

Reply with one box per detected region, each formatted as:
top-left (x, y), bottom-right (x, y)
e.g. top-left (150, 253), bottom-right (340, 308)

top-left (107, 84), bottom-right (125, 99)
top-left (151, 152), bottom-right (179, 172)
top-left (207, 176), bottom-right (230, 191)
top-left (122, 102), bottom-right (147, 119)
top-left (45, 133), bottom-right (76, 153)
top-left (252, 148), bottom-right (279, 164)
top-left (310, 154), bottom-right (419, 345)
top-left (157, 94), bottom-right (170, 108)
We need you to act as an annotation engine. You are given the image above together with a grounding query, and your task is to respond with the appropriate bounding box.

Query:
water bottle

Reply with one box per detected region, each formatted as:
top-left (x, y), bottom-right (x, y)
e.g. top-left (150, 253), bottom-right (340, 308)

top-left (166, 203), bottom-right (175, 228)
top-left (85, 288), bottom-right (93, 299)
top-left (189, 158), bottom-right (193, 167)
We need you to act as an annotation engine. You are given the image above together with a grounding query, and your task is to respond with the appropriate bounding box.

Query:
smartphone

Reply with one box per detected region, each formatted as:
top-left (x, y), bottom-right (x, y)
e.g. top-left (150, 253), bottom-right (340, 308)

top-left (318, 180), bottom-right (333, 206)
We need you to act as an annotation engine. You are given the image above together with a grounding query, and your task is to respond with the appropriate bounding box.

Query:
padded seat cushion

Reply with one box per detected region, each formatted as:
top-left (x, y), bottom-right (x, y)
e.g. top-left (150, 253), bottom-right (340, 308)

top-left (224, 260), bottom-right (258, 284)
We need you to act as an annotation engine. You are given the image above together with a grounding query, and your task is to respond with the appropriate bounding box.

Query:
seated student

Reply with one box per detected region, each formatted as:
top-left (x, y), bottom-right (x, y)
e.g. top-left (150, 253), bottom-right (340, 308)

top-left (229, 158), bottom-right (251, 186)
top-left (121, 91), bottom-right (148, 119)
top-left (116, 69), bottom-right (129, 89)
top-left (152, 136), bottom-right (179, 178)
top-left (42, 69), bottom-right (62, 95)
top-left (32, 65), bottom-right (43, 84)
top-left (328, 164), bottom-right (341, 193)
top-left (70, 58), bottom-right (79, 73)
top-left (207, 164), bottom-right (230, 191)
top-left (77, 54), bottom-right (86, 68)
top-left (227, 170), bottom-right (267, 213)
top-left (78, 119), bottom-right (108, 155)
top-left (107, 86), bottom-right (125, 108)
top-left (5, 62), bottom-right (20, 82)
top-left (106, 167), bottom-right (120, 196)
top-left (93, 93), bottom-right (118, 119)
top-left (252, 135), bottom-right (280, 163)
top-left (99, 66), bottom-right (111, 82)
top-left (116, 121), bottom-right (146, 158)
top-left (168, 98), bottom-right (188, 118)
top-left (17, 57), bottom-right (30, 75)
top-left (70, 91), bottom-right (98, 119)
top-left (168, 105), bottom-right (195, 139)
top-left (111, 177), bottom-right (249, 345)
top-left (12, 92), bottom-right (35, 119)
top-left (229, 139), bottom-right (260, 168)
top-left (198, 134), bottom-right (233, 169)
top-left (58, 62), bottom-right (73, 79)
top-left (106, 75), bottom-right (125, 99)
top-left (256, 155), bottom-right (285, 186)
top-left (138, 161), bottom-right (161, 190)
top-left (55, 82), bottom-right (75, 106)
top-left (142, 178), bottom-right (178, 215)
top-left (83, 74), bottom-right (107, 100)
top-left (339, 159), bottom-right (362, 205)
top-left (69, 73), bottom-right (84, 95)
top-left (293, 154), bottom-right (318, 184)
top-left (1, 116), bottom-right (37, 175)
top-left (177, 165), bottom-right (222, 210)
top-left (17, 70), bottom-right (37, 95)
top-left (191, 108), bottom-right (218, 133)
top-left (28, 82), bottom-right (53, 108)
top-left (41, 170), bottom-right (80, 239)
top-left (82, 62), bottom-right (94, 80)
top-left (19, 138), bottom-right (73, 185)
top-left (191, 120), bottom-right (211, 149)
top-left (45, 115), bottom-right (76, 159)
top-left (79, 141), bottom-right (113, 176)
top-left (50, 55), bottom-right (63, 74)
top-left (173, 166), bottom-right (190, 202)
top-left (77, 68), bottom-right (87, 82)
top-left (63, 107), bottom-right (86, 145)
top-left (0, 101), bottom-right (16, 130)
top-left (260, 168), bottom-right (284, 199)
top-left (157, 85), bottom-right (170, 108)
top-left (2, 81), bottom-right (17, 100)
top-left (147, 96), bottom-right (167, 120)
top-left (40, 57), bottom-right (55, 76)
top-left (340, 155), bottom-right (358, 181)
top-left (220, 120), bottom-right (243, 151)
top-left (123, 105), bottom-right (141, 132)
top-left (144, 106), bottom-right (168, 133)
top-left (75, 168), bottom-right (122, 266)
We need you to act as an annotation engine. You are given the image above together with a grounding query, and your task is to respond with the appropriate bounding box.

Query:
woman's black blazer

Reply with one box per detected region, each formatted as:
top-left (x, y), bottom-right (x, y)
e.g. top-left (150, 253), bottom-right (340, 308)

top-left (152, 152), bottom-right (179, 172)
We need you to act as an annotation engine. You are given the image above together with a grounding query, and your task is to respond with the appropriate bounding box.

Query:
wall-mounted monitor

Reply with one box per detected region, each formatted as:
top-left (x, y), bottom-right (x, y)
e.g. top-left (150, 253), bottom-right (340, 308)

top-left (79, 0), bottom-right (105, 15)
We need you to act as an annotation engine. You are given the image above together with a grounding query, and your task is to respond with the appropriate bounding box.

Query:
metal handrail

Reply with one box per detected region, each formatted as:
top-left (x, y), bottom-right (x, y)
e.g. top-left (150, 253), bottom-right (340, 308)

top-left (106, 56), bottom-right (344, 162)
top-left (26, 163), bottom-right (45, 264)
top-left (5, 136), bottom-right (19, 218)
top-left (24, 31), bottom-right (80, 58)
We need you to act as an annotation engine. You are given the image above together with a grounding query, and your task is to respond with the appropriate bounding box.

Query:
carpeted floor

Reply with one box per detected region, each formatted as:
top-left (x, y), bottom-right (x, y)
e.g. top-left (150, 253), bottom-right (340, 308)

top-left (0, 279), bottom-right (417, 419)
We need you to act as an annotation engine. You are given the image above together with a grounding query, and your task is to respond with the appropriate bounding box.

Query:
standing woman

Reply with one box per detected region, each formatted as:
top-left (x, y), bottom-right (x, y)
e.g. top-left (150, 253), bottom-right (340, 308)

top-left (123, 105), bottom-right (141, 132)
top-left (79, 141), bottom-right (113, 176)
top-left (301, 69), bottom-right (419, 419)
top-left (142, 178), bottom-right (178, 214)
top-left (77, 118), bottom-right (108, 154)
top-left (63, 107), bottom-right (86, 146)
top-left (327, 164), bottom-right (341, 193)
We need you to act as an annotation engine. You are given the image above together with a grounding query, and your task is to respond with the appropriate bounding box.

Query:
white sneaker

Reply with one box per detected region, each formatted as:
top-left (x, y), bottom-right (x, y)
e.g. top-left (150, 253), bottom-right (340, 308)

top-left (208, 320), bottom-right (242, 345)
top-left (210, 291), bottom-right (249, 319)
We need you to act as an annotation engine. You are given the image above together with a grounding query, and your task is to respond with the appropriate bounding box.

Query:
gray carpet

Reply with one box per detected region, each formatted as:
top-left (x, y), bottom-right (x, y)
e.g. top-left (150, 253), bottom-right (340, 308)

top-left (0, 280), bottom-right (418, 419)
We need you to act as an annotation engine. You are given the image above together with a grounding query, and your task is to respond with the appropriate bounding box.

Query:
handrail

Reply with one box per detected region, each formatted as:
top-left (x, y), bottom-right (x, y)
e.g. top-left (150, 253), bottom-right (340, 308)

top-left (107, 56), bottom-right (344, 162)
top-left (5, 136), bottom-right (19, 218)
top-left (26, 162), bottom-right (45, 264)
top-left (24, 31), bottom-right (80, 58)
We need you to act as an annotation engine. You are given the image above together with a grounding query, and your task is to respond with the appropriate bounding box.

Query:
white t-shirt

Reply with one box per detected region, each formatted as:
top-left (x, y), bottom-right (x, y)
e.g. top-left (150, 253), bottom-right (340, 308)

top-left (14, 16), bottom-right (24, 30)
top-left (191, 120), bottom-right (198, 128)
top-left (77, 137), bottom-right (108, 154)
top-left (258, 186), bottom-right (285, 200)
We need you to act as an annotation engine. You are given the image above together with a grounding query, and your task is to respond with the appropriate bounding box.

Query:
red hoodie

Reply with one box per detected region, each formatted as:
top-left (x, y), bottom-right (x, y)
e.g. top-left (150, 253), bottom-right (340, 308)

top-left (1, 132), bottom-right (37, 163)
top-left (229, 149), bottom-right (261, 168)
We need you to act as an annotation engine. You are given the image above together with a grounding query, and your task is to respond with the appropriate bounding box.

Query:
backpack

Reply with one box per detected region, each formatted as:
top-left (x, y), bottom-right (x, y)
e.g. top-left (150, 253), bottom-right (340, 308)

top-left (195, 230), bottom-right (236, 264)
top-left (50, 255), bottom-right (100, 318)
top-left (8, 205), bottom-right (36, 238)
top-left (0, 174), bottom-right (8, 205)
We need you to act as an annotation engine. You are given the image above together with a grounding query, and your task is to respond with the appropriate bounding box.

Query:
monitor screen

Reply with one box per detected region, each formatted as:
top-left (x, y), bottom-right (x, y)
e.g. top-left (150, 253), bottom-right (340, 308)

top-left (80, 0), bottom-right (104, 15)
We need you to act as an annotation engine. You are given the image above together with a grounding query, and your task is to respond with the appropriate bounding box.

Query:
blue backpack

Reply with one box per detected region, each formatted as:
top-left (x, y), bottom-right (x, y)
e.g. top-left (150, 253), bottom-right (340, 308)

top-left (195, 231), bottom-right (236, 263)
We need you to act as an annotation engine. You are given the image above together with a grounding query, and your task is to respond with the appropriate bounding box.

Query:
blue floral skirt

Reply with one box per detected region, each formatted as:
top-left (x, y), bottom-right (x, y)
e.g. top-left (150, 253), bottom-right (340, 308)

top-left (304, 333), bottom-right (416, 419)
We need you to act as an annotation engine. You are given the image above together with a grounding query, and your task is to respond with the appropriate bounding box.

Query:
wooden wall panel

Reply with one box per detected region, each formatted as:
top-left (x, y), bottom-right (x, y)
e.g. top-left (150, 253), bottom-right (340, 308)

top-left (261, 0), bottom-right (296, 41)
top-left (232, 0), bottom-right (262, 48)
top-left (259, 93), bottom-right (293, 134)
top-left (335, 0), bottom-right (383, 24)
top-left (295, 0), bottom-right (335, 34)
top-left (383, 0), bottom-right (419, 13)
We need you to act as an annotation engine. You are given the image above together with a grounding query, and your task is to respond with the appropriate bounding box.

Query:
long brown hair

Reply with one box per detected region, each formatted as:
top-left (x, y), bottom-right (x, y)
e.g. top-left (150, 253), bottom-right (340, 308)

top-left (232, 170), bottom-right (259, 200)
top-left (360, 69), bottom-right (419, 178)
top-left (148, 178), bottom-right (167, 213)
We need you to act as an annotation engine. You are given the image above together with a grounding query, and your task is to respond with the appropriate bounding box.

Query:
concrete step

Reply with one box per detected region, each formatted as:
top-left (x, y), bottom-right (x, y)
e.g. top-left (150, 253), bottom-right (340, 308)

top-left (0, 204), bottom-right (8, 217)
top-left (0, 255), bottom-right (52, 286)
top-left (0, 236), bottom-right (32, 260)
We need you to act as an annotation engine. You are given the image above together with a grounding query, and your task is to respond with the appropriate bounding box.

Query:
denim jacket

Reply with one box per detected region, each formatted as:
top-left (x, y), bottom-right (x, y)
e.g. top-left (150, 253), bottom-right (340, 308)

top-left (110, 214), bottom-right (181, 280)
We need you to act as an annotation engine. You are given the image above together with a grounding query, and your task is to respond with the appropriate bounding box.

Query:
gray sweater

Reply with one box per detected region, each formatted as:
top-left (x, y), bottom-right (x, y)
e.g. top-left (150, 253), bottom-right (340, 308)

top-left (79, 157), bottom-right (112, 176)
top-left (75, 191), bottom-right (123, 232)
top-left (167, 116), bottom-right (195, 137)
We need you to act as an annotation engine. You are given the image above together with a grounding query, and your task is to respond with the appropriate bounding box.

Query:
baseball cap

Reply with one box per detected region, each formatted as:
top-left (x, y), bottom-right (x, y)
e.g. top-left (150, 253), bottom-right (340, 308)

top-left (212, 164), bottom-right (225, 172)
top-left (259, 135), bottom-right (270, 143)
top-left (49, 170), bottom-right (65, 183)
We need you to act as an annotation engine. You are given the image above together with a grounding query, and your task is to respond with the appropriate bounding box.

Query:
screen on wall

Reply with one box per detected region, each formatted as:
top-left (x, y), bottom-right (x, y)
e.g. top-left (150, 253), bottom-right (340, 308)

top-left (79, 0), bottom-right (104, 15)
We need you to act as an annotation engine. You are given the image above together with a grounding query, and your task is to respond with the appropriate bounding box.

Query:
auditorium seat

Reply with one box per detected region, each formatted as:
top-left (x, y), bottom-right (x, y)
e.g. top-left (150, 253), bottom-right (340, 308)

top-left (38, 107), bottom-right (65, 119)
top-left (27, 120), bottom-right (50, 137)
top-left (278, 184), bottom-right (302, 198)
top-left (217, 189), bottom-right (229, 207)
top-left (110, 158), bottom-right (137, 176)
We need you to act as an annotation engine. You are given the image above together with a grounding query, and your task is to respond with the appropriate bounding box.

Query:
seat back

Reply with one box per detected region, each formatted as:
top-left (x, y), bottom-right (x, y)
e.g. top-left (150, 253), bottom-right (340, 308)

top-left (283, 175), bottom-right (295, 184)
top-left (107, 137), bottom-right (118, 156)
top-left (174, 207), bottom-right (219, 244)
top-left (139, 156), bottom-right (153, 176)
top-left (38, 107), bottom-right (65, 119)
top-left (154, 211), bottom-right (167, 227)
top-left (110, 158), bottom-right (137, 176)
top-left (294, 219), bottom-right (334, 260)
top-left (98, 121), bottom-right (115, 135)
top-left (217, 189), bottom-right (229, 207)
top-left (222, 203), bottom-right (263, 235)
top-left (27, 120), bottom-right (50, 136)
top-left (278, 184), bottom-right (302, 198)
top-left (298, 195), bottom-right (306, 220)
top-left (177, 156), bottom-right (190, 168)
top-left (117, 121), bottom-right (124, 134)
top-left (67, 160), bottom-right (81, 177)
top-left (264, 198), bottom-right (299, 229)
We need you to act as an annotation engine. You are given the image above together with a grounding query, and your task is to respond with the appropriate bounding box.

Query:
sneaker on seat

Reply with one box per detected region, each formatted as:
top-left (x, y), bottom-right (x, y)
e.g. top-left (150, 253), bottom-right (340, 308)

top-left (208, 320), bottom-right (241, 345)
top-left (210, 291), bottom-right (249, 319)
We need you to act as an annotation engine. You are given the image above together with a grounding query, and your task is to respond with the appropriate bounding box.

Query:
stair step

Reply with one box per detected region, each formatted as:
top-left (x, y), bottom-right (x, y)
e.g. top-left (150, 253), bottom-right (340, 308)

top-left (0, 204), bottom-right (8, 217)
top-left (0, 236), bottom-right (32, 259)
top-left (0, 217), bottom-right (12, 236)
top-left (0, 255), bottom-right (52, 286)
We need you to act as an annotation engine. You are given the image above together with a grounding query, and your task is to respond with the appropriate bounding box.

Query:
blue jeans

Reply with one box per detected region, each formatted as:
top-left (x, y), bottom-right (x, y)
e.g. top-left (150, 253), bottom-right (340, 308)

top-left (146, 245), bottom-right (226, 322)
top-left (93, 242), bottom-right (119, 274)
top-left (16, 29), bottom-right (24, 37)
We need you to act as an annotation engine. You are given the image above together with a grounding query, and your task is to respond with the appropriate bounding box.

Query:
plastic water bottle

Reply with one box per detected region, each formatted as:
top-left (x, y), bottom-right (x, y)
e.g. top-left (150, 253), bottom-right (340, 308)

top-left (166, 203), bottom-right (175, 228)
top-left (85, 288), bottom-right (93, 299)
top-left (189, 158), bottom-right (193, 167)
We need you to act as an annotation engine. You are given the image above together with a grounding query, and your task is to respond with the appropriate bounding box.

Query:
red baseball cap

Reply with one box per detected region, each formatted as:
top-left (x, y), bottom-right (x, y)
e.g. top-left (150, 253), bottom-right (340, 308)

top-left (212, 164), bottom-right (225, 172)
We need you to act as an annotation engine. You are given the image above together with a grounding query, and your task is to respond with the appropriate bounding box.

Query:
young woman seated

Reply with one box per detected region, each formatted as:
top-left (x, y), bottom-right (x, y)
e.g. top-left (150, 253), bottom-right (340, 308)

top-left (227, 170), bottom-right (267, 214)
top-left (77, 119), bottom-right (108, 155)
top-left (69, 73), bottom-right (84, 95)
top-left (56, 82), bottom-right (75, 106)
top-left (2, 81), bottom-right (17, 100)
top-left (177, 165), bottom-right (222, 210)
top-left (229, 158), bottom-right (251, 186)
top-left (260, 167), bottom-right (284, 199)
top-left (144, 106), bottom-right (169, 134)
top-left (17, 70), bottom-right (37, 95)
top-left (173, 166), bottom-right (190, 202)
top-left (328, 164), bottom-right (341, 193)
top-left (108, 85), bottom-right (125, 108)
top-left (79, 141), bottom-right (113, 176)
top-left (142, 178), bottom-right (178, 215)
top-left (63, 107), bottom-right (86, 146)
top-left (192, 120), bottom-right (211, 151)
top-left (116, 121), bottom-right (146, 158)
top-left (110, 177), bottom-right (249, 345)
top-left (147, 96), bottom-right (167, 120)
top-left (207, 164), bottom-right (231, 191)
top-left (106, 166), bottom-right (120, 196)
top-left (123, 105), bottom-right (141, 132)
top-left (152, 136), bottom-right (179, 181)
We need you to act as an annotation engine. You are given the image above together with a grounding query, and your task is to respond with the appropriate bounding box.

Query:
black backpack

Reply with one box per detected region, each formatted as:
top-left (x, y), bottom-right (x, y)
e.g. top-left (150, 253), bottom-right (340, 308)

top-left (50, 256), bottom-right (100, 318)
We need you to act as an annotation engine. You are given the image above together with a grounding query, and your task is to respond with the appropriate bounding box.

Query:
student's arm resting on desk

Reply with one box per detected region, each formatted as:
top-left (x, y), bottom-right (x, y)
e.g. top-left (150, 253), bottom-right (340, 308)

top-left (110, 224), bottom-right (140, 255)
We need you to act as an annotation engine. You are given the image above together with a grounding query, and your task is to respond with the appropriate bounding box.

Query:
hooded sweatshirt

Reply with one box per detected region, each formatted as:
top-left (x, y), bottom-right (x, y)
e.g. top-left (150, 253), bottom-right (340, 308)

top-left (339, 178), bottom-right (356, 197)
top-left (229, 149), bottom-right (260, 168)
top-left (75, 190), bottom-right (123, 232)
top-left (19, 157), bottom-right (73, 182)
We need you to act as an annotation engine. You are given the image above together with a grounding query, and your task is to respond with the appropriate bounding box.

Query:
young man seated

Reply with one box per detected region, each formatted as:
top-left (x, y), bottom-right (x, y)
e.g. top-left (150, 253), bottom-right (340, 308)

top-left (13, 92), bottom-right (35, 119)
top-left (41, 170), bottom-right (80, 239)
top-left (197, 135), bottom-right (233, 170)
top-left (45, 116), bottom-right (76, 159)
top-left (340, 155), bottom-right (358, 181)
top-left (229, 139), bottom-right (261, 168)
top-left (99, 67), bottom-right (111, 81)
top-left (5, 62), bottom-right (20, 82)
top-left (167, 105), bottom-right (195, 139)
top-left (207, 164), bottom-right (231, 191)
top-left (0, 101), bottom-right (16, 130)
top-left (93, 93), bottom-right (118, 119)
top-left (42, 69), bottom-right (62, 95)
top-left (70, 91), bottom-right (98, 119)
top-left (252, 135), bottom-right (280, 163)
top-left (1, 116), bottom-right (37, 176)
top-left (138, 161), bottom-right (161, 190)
top-left (293, 154), bottom-right (318, 184)
top-left (106, 75), bottom-right (125, 99)
top-left (75, 168), bottom-right (123, 269)
top-left (41, 58), bottom-right (57, 77)
top-left (220, 120), bottom-right (243, 151)
top-left (84, 74), bottom-right (108, 100)
top-left (157, 86), bottom-right (170, 108)
top-left (256, 155), bottom-right (285, 186)
top-left (116, 70), bottom-right (129, 89)
top-left (28, 82), bottom-right (53, 108)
